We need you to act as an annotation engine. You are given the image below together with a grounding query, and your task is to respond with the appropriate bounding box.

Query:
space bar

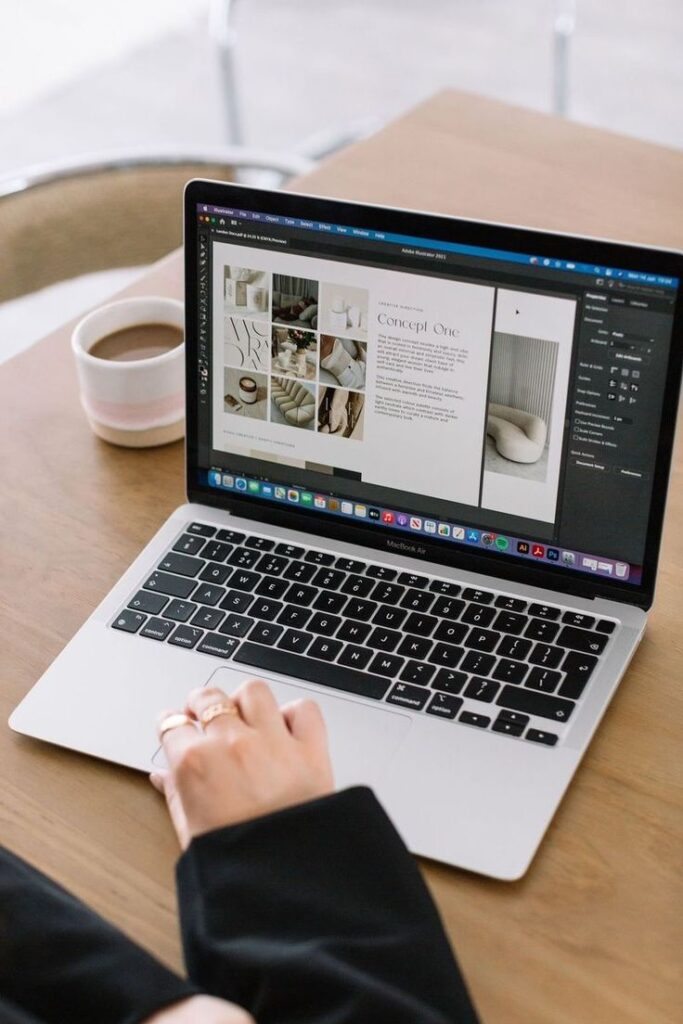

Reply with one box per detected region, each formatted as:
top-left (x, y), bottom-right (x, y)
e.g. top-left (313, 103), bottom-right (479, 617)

top-left (233, 642), bottom-right (390, 700)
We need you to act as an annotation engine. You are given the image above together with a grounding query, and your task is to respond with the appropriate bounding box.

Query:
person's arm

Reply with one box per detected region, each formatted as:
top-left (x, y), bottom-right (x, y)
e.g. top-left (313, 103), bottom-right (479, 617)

top-left (152, 679), bottom-right (480, 1024)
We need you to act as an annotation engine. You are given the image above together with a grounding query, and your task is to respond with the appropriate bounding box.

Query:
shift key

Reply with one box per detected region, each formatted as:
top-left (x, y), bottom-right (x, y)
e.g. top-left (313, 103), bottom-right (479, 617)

top-left (496, 684), bottom-right (576, 723)
top-left (143, 571), bottom-right (196, 599)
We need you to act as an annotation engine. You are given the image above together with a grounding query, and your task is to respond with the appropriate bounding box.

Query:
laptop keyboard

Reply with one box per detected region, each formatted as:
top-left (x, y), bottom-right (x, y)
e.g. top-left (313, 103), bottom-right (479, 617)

top-left (111, 522), bottom-right (618, 748)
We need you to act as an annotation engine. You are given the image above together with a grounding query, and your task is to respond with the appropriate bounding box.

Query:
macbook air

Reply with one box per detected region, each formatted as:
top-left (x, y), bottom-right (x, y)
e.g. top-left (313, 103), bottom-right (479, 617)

top-left (10, 181), bottom-right (682, 879)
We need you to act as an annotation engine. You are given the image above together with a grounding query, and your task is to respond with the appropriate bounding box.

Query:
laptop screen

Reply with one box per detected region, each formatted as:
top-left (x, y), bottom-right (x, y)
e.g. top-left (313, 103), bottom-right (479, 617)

top-left (187, 186), bottom-right (680, 597)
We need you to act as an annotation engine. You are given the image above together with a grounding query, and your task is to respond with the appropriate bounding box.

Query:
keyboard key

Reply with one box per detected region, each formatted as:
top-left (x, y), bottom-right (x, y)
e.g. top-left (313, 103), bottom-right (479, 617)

top-left (143, 571), bottom-right (196, 599)
top-left (529, 643), bottom-right (564, 669)
top-left (283, 560), bottom-right (316, 583)
top-left (428, 579), bottom-right (461, 596)
top-left (399, 661), bottom-right (435, 685)
top-left (112, 609), bottom-right (146, 633)
top-left (491, 611), bottom-right (527, 635)
top-left (464, 677), bottom-right (499, 703)
top-left (168, 625), bottom-right (203, 649)
top-left (403, 612), bottom-right (438, 636)
top-left (308, 636), bottom-right (343, 661)
top-left (373, 605), bottom-right (408, 629)
top-left (459, 711), bottom-right (490, 728)
top-left (219, 613), bottom-right (254, 638)
top-left (191, 607), bottom-right (224, 630)
top-left (335, 557), bottom-right (365, 573)
top-left (198, 563), bottom-right (231, 586)
top-left (369, 652), bottom-right (404, 677)
top-left (338, 644), bottom-right (373, 670)
top-left (233, 643), bottom-right (389, 700)
top-left (308, 613), bottom-right (342, 637)
top-left (255, 554), bottom-right (289, 576)
top-left (556, 626), bottom-right (608, 655)
top-left (200, 541), bottom-right (232, 563)
top-left (128, 590), bottom-right (168, 614)
top-left (193, 583), bottom-right (226, 607)
top-left (497, 709), bottom-right (530, 727)
top-left (432, 668), bottom-right (467, 694)
top-left (215, 529), bottom-right (246, 544)
top-left (140, 617), bottom-right (174, 641)
top-left (275, 542), bottom-right (303, 559)
top-left (559, 650), bottom-right (598, 699)
top-left (461, 651), bottom-right (495, 676)
top-left (525, 618), bottom-right (560, 642)
top-left (227, 569), bottom-right (260, 593)
top-left (255, 576), bottom-right (289, 599)
top-left (249, 621), bottom-right (284, 646)
top-left (172, 533), bottom-right (206, 556)
top-left (596, 619), bottom-right (616, 634)
top-left (492, 659), bottom-right (528, 685)
top-left (227, 547), bottom-right (260, 569)
top-left (433, 620), bottom-right (468, 645)
top-left (165, 599), bottom-right (198, 622)
top-left (220, 589), bottom-right (254, 614)
top-left (492, 718), bottom-right (524, 737)
top-left (365, 564), bottom-right (397, 580)
top-left (428, 642), bottom-right (464, 668)
top-left (342, 574), bottom-right (374, 598)
top-left (397, 634), bottom-right (432, 660)
top-left (495, 595), bottom-right (527, 612)
top-left (386, 682), bottom-right (429, 710)
top-left (187, 522), bottom-right (215, 537)
top-left (197, 632), bottom-right (240, 658)
top-left (426, 692), bottom-right (463, 719)
top-left (313, 591), bottom-right (347, 614)
top-left (312, 567), bottom-right (346, 591)
top-left (462, 588), bottom-right (494, 604)
top-left (497, 635), bottom-right (532, 661)
top-left (345, 598), bottom-right (377, 622)
top-left (562, 611), bottom-right (595, 629)
top-left (397, 572), bottom-right (428, 589)
top-left (526, 667), bottom-right (561, 692)
top-left (370, 582), bottom-right (404, 605)
top-left (367, 627), bottom-right (401, 652)
top-left (400, 589), bottom-right (435, 613)
top-left (245, 536), bottom-right (275, 551)
top-left (250, 598), bottom-right (283, 622)
top-left (461, 603), bottom-right (496, 627)
top-left (464, 628), bottom-right (500, 652)
top-left (304, 550), bottom-right (335, 565)
top-left (337, 620), bottom-right (371, 644)
top-left (528, 603), bottom-right (560, 620)
top-left (525, 728), bottom-right (559, 746)
top-left (431, 597), bottom-right (465, 620)
top-left (284, 583), bottom-right (317, 607)
top-left (497, 684), bottom-right (575, 723)
top-left (277, 605), bottom-right (312, 629)
top-left (278, 629), bottom-right (313, 653)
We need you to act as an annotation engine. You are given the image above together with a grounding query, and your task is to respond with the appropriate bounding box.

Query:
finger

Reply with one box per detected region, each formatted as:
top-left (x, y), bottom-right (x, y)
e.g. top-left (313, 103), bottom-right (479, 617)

top-left (186, 685), bottom-right (249, 738)
top-left (148, 769), bottom-right (192, 850)
top-left (233, 677), bottom-right (287, 732)
top-left (281, 698), bottom-right (327, 749)
top-left (157, 707), bottom-right (201, 768)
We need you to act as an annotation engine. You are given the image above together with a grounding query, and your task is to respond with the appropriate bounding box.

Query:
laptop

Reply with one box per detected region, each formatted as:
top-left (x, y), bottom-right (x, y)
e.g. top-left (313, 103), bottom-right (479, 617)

top-left (10, 180), bottom-right (682, 880)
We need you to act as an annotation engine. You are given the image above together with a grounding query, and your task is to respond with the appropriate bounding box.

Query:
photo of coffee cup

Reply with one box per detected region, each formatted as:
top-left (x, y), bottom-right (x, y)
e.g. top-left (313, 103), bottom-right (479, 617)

top-left (239, 375), bottom-right (258, 404)
top-left (71, 296), bottom-right (185, 448)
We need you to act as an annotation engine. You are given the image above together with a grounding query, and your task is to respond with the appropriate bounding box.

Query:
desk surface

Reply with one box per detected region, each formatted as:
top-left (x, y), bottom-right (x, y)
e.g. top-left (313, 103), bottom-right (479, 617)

top-left (2, 91), bottom-right (681, 1024)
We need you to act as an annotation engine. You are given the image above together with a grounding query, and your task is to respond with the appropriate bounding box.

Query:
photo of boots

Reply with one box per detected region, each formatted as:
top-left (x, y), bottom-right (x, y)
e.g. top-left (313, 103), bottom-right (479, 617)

top-left (317, 386), bottom-right (365, 440)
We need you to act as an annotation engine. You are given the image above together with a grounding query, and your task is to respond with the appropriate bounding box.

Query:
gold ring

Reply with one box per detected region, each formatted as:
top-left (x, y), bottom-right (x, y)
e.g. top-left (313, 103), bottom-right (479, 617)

top-left (200, 701), bottom-right (240, 728)
top-left (158, 712), bottom-right (194, 738)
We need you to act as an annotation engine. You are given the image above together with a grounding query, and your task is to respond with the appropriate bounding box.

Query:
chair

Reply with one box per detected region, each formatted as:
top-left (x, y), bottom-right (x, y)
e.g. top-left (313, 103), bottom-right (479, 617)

top-left (271, 377), bottom-right (316, 426)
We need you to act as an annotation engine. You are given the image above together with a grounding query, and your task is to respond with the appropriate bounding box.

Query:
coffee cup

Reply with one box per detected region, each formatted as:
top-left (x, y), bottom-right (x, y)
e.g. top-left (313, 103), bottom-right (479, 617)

top-left (239, 376), bottom-right (258, 404)
top-left (71, 296), bottom-right (184, 448)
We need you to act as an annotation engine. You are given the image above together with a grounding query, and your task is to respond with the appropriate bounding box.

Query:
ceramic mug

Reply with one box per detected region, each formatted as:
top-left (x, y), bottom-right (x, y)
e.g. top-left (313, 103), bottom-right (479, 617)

top-left (71, 296), bottom-right (185, 448)
top-left (239, 376), bottom-right (258, 404)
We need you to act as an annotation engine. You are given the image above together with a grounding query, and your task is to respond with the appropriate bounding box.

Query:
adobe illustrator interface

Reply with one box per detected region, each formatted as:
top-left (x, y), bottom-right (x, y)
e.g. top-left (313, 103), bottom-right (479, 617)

top-left (194, 202), bottom-right (679, 586)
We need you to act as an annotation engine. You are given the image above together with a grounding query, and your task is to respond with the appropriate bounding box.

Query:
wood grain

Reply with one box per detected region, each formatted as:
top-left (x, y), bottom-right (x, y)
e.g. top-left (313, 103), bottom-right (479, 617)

top-left (1, 91), bottom-right (681, 1023)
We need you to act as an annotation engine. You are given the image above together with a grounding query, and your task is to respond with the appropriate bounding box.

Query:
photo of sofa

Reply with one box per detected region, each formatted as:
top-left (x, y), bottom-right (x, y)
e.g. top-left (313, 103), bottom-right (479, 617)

top-left (486, 403), bottom-right (547, 463)
top-left (272, 274), bottom-right (319, 329)
top-left (270, 376), bottom-right (316, 429)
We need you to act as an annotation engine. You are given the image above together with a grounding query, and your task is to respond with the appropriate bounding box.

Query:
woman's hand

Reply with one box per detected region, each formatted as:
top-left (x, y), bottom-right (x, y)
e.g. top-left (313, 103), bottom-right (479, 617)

top-left (143, 994), bottom-right (253, 1024)
top-left (151, 679), bottom-right (334, 850)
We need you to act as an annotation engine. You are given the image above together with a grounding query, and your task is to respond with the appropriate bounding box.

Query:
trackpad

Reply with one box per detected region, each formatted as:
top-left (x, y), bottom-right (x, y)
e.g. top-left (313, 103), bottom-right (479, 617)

top-left (153, 665), bottom-right (411, 788)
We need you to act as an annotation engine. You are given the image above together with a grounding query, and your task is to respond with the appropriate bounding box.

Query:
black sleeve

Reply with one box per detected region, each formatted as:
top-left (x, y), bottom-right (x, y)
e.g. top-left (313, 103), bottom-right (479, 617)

top-left (0, 845), bottom-right (198, 1024)
top-left (177, 786), bottom-right (479, 1024)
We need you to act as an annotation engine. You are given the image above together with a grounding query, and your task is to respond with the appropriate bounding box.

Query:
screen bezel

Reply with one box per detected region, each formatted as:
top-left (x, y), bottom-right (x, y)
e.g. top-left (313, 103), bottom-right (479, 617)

top-left (184, 179), bottom-right (683, 611)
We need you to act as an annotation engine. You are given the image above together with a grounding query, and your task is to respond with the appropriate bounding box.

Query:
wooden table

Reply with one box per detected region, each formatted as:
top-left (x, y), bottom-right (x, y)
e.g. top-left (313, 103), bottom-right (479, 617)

top-left (2, 91), bottom-right (681, 1024)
